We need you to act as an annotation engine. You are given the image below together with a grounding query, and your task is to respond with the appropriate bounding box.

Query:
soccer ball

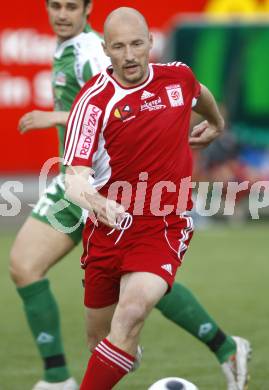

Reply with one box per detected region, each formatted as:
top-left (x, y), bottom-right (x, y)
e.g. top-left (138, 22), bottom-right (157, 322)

top-left (148, 377), bottom-right (199, 390)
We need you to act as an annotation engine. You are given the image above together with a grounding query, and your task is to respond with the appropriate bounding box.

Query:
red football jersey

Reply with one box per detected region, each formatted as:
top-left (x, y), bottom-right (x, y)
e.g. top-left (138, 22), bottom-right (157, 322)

top-left (64, 62), bottom-right (201, 216)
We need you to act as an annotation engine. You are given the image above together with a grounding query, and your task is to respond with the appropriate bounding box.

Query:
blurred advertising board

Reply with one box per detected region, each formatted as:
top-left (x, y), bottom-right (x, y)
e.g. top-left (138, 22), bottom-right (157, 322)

top-left (0, 0), bottom-right (206, 174)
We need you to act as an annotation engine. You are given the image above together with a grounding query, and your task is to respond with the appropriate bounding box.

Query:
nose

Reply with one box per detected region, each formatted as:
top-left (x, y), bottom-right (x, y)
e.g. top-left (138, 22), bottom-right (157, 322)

top-left (58, 7), bottom-right (68, 20)
top-left (125, 45), bottom-right (135, 62)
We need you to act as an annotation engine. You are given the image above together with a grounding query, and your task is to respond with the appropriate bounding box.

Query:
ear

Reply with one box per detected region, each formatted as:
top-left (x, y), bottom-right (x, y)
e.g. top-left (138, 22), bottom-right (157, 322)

top-left (102, 41), bottom-right (109, 57)
top-left (85, 2), bottom-right (93, 18)
top-left (149, 33), bottom-right (153, 50)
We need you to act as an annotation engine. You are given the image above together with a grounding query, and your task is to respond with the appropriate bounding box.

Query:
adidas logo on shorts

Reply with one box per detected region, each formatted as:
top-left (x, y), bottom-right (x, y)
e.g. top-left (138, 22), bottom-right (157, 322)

top-left (161, 263), bottom-right (173, 275)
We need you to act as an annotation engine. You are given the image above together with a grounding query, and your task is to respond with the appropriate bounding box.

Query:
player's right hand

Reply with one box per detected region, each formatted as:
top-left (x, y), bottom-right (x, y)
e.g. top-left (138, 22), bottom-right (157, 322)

top-left (91, 194), bottom-right (125, 228)
top-left (18, 110), bottom-right (54, 133)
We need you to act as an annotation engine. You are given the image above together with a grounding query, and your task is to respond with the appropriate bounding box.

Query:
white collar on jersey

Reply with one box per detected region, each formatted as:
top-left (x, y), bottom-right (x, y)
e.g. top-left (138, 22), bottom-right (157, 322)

top-left (104, 63), bottom-right (154, 92)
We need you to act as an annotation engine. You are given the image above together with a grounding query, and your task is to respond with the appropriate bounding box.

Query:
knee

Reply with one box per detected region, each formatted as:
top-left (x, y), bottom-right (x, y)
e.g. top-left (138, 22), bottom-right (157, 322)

top-left (114, 300), bottom-right (148, 336)
top-left (9, 242), bottom-right (22, 283)
top-left (9, 242), bottom-right (41, 286)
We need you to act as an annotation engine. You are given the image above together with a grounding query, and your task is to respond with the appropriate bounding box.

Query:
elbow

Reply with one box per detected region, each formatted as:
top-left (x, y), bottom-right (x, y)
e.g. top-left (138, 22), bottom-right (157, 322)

top-left (217, 116), bottom-right (225, 135)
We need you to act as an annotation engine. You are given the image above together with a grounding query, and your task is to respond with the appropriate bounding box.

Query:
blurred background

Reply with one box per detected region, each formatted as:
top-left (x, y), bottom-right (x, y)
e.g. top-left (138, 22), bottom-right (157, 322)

top-left (1, 1), bottom-right (269, 389)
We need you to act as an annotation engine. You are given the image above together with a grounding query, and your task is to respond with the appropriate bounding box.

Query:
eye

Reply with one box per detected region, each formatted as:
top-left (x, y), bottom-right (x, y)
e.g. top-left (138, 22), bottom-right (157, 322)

top-left (50, 2), bottom-right (61, 9)
top-left (133, 41), bottom-right (143, 47)
top-left (113, 44), bottom-right (123, 50)
top-left (67, 4), bottom-right (78, 10)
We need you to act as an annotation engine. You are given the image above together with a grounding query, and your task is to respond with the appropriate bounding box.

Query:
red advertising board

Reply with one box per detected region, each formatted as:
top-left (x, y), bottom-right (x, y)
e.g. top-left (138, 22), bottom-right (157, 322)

top-left (0, 0), bottom-right (207, 173)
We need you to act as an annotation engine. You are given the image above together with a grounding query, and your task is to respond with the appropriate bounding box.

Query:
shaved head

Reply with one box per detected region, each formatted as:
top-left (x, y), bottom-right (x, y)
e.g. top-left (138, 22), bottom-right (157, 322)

top-left (102, 7), bottom-right (152, 87)
top-left (104, 7), bottom-right (149, 42)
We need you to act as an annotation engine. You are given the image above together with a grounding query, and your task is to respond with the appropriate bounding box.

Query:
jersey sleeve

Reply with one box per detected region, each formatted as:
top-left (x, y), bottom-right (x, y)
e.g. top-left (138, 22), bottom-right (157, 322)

top-left (177, 62), bottom-right (201, 107)
top-left (192, 75), bottom-right (201, 107)
top-left (63, 80), bottom-right (103, 168)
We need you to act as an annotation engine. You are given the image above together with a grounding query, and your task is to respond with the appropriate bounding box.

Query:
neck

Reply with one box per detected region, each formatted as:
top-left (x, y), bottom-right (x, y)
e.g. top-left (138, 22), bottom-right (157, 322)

top-left (112, 67), bottom-right (149, 88)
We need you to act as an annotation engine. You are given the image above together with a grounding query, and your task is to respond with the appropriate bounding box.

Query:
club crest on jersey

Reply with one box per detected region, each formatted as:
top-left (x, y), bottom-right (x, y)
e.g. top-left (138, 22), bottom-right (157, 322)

top-left (114, 105), bottom-right (133, 121)
top-left (140, 96), bottom-right (166, 112)
top-left (166, 84), bottom-right (184, 107)
top-left (54, 71), bottom-right (66, 86)
top-left (75, 104), bottom-right (102, 159)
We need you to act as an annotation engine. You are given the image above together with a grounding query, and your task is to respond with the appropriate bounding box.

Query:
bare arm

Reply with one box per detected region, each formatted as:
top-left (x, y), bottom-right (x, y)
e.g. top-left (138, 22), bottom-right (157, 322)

top-left (18, 110), bottom-right (69, 133)
top-left (65, 165), bottom-right (125, 228)
top-left (189, 84), bottom-right (225, 149)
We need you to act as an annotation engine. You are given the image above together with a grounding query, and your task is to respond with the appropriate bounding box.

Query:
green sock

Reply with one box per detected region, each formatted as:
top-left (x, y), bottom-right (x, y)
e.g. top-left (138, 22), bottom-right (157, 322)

top-left (17, 279), bottom-right (70, 382)
top-left (155, 282), bottom-right (236, 363)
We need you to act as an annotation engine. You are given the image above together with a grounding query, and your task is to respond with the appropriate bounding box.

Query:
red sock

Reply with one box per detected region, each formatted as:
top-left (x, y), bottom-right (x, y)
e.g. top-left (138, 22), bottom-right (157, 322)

top-left (80, 338), bottom-right (135, 389)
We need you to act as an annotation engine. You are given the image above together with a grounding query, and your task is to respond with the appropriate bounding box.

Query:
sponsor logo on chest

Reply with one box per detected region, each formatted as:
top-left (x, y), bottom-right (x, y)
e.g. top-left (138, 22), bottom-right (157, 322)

top-left (140, 96), bottom-right (166, 112)
top-left (165, 84), bottom-right (184, 107)
top-left (114, 105), bottom-right (135, 121)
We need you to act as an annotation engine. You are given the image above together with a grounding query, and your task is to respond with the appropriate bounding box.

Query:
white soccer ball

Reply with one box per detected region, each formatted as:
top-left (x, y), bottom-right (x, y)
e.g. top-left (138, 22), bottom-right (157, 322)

top-left (148, 377), bottom-right (199, 390)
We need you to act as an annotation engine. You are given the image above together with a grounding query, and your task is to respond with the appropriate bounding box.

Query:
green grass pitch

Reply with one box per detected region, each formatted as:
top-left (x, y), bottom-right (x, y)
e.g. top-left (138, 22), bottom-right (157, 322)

top-left (1, 223), bottom-right (268, 389)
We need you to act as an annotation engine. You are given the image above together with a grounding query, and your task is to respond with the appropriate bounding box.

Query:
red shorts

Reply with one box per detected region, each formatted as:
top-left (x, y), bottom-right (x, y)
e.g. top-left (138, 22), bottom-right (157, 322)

top-left (81, 214), bottom-right (194, 308)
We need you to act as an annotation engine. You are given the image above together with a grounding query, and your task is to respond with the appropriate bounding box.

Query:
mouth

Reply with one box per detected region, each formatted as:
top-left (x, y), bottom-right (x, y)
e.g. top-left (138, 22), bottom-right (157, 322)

top-left (123, 64), bottom-right (139, 74)
top-left (56, 23), bottom-right (72, 28)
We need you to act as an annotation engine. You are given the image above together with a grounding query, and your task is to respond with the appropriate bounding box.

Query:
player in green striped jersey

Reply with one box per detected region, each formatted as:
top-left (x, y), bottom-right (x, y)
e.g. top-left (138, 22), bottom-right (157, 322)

top-left (10, 1), bottom-right (109, 389)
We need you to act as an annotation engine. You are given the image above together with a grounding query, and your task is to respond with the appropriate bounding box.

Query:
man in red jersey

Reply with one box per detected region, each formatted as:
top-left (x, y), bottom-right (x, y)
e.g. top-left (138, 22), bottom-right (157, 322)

top-left (63, 7), bottom-right (248, 390)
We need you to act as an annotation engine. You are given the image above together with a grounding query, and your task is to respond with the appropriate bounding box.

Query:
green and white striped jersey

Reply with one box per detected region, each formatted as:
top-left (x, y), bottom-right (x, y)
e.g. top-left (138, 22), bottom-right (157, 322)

top-left (52, 24), bottom-right (110, 169)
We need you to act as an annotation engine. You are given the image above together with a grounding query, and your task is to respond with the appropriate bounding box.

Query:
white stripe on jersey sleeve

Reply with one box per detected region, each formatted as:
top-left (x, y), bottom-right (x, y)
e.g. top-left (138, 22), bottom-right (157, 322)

top-left (64, 74), bottom-right (108, 165)
top-left (64, 73), bottom-right (103, 154)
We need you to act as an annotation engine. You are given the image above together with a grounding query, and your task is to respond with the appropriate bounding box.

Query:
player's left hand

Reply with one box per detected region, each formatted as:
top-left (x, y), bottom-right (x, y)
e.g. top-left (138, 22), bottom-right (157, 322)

top-left (189, 120), bottom-right (222, 149)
